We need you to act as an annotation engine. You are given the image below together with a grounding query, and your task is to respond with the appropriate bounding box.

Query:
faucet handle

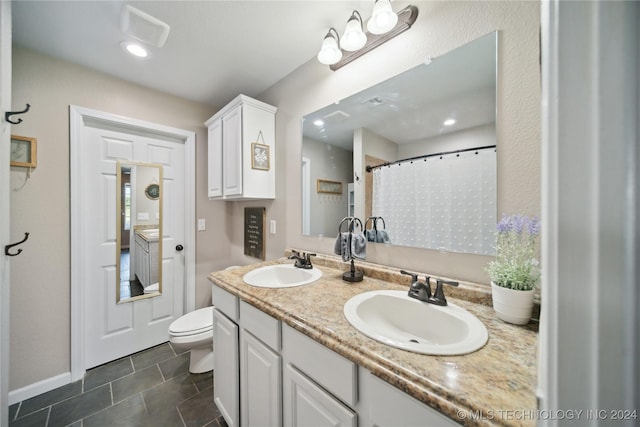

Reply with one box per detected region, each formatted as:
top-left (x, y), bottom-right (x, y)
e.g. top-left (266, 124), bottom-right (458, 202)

top-left (400, 270), bottom-right (418, 283)
top-left (431, 279), bottom-right (459, 306)
top-left (302, 253), bottom-right (316, 268)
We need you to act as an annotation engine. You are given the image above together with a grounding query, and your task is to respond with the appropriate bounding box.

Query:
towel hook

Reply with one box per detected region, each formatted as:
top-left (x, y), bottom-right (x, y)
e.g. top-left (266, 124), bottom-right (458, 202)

top-left (5, 232), bottom-right (29, 256)
top-left (5, 104), bottom-right (31, 125)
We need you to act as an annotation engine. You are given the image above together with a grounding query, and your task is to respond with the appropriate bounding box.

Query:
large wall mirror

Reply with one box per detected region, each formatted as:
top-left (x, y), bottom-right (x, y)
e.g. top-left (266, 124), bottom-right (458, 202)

top-left (116, 161), bottom-right (163, 303)
top-left (302, 32), bottom-right (497, 255)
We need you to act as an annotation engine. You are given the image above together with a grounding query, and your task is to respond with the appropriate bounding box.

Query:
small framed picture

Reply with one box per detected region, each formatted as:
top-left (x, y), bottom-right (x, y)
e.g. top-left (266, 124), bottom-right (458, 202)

top-left (10, 135), bottom-right (37, 168)
top-left (317, 179), bottom-right (342, 194)
top-left (251, 143), bottom-right (270, 171)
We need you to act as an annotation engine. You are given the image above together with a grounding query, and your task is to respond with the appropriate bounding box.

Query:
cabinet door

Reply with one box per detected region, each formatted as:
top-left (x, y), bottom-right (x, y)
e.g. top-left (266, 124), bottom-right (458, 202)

top-left (214, 309), bottom-right (240, 427)
top-left (240, 330), bottom-right (282, 427)
top-left (283, 364), bottom-right (356, 427)
top-left (207, 118), bottom-right (223, 198)
top-left (222, 104), bottom-right (243, 197)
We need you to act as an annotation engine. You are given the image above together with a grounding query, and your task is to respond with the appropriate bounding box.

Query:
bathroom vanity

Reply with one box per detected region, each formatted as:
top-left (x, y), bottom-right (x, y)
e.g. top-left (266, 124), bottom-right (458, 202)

top-left (209, 255), bottom-right (538, 427)
top-left (133, 228), bottom-right (159, 289)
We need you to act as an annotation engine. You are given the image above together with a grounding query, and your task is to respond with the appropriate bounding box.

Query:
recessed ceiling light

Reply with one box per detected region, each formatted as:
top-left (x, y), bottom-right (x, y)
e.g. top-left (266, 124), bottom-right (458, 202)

top-left (121, 41), bottom-right (149, 58)
top-left (314, 119), bottom-right (324, 127)
top-left (444, 118), bottom-right (456, 126)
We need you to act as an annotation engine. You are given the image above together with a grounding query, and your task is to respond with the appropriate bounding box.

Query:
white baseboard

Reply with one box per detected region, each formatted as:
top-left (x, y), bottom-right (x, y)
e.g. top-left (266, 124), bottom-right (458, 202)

top-left (8, 372), bottom-right (71, 405)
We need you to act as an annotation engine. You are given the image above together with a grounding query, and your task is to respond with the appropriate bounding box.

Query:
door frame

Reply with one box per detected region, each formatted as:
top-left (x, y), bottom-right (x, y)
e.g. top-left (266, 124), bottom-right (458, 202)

top-left (0, 2), bottom-right (11, 425)
top-left (69, 105), bottom-right (196, 381)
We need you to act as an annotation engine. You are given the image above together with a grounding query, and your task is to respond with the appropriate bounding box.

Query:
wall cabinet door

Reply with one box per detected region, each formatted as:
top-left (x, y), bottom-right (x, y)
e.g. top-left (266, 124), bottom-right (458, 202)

top-left (222, 104), bottom-right (243, 197)
top-left (240, 329), bottom-right (282, 427)
top-left (214, 309), bottom-right (240, 427)
top-left (283, 364), bottom-right (356, 427)
top-left (207, 118), bottom-right (223, 198)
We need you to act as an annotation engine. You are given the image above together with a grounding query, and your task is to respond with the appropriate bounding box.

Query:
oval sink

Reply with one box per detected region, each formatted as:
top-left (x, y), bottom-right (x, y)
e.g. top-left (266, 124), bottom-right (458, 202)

top-left (343, 290), bottom-right (488, 355)
top-left (243, 264), bottom-right (323, 288)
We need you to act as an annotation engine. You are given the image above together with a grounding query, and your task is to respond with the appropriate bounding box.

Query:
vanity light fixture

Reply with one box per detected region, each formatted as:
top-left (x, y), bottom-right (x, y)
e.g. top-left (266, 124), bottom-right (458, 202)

top-left (367, 0), bottom-right (398, 35)
top-left (318, 5), bottom-right (418, 71)
top-left (317, 28), bottom-right (343, 65)
top-left (341, 11), bottom-right (367, 52)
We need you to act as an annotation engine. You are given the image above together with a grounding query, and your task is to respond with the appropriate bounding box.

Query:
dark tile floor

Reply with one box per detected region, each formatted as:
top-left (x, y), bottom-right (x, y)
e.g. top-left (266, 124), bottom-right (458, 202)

top-left (9, 343), bottom-right (227, 427)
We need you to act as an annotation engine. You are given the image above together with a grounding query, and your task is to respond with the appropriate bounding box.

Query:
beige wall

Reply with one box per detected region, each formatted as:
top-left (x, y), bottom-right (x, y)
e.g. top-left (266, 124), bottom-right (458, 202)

top-left (9, 47), bottom-right (228, 390)
top-left (261, 0), bottom-right (541, 284)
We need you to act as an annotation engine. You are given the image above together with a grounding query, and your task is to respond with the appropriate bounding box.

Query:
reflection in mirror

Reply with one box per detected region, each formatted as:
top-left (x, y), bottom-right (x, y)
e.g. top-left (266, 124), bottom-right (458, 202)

top-left (302, 32), bottom-right (497, 255)
top-left (116, 161), bottom-right (163, 303)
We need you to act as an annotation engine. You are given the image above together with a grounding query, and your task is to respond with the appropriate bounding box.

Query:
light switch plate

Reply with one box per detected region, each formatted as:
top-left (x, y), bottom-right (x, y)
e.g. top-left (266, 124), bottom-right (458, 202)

top-left (270, 220), bottom-right (276, 234)
top-left (198, 218), bottom-right (206, 231)
top-left (137, 212), bottom-right (149, 220)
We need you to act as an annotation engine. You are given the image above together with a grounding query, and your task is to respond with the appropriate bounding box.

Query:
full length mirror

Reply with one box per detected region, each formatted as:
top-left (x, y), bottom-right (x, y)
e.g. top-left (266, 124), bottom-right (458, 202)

top-left (116, 161), bottom-right (163, 303)
top-left (302, 32), bottom-right (497, 255)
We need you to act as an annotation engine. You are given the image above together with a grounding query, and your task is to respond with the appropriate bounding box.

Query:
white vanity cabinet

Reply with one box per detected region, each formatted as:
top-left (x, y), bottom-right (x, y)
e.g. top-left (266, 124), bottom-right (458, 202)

top-left (358, 368), bottom-right (461, 427)
top-left (133, 230), bottom-right (158, 288)
top-left (205, 94), bottom-right (277, 200)
top-left (282, 324), bottom-right (357, 427)
top-left (212, 284), bottom-right (282, 427)
top-left (211, 282), bottom-right (461, 427)
top-left (212, 285), bottom-right (240, 427)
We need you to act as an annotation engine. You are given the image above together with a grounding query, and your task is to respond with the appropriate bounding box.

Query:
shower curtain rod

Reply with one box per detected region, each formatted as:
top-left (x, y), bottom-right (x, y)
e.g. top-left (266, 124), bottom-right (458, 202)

top-left (365, 144), bottom-right (496, 172)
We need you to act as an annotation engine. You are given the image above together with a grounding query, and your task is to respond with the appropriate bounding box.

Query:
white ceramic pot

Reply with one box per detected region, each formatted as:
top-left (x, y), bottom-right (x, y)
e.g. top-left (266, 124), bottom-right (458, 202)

top-left (491, 282), bottom-right (534, 325)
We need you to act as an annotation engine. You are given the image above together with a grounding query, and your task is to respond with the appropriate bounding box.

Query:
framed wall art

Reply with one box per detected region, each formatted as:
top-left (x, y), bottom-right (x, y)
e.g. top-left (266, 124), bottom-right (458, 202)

top-left (317, 179), bottom-right (342, 194)
top-left (10, 135), bottom-right (37, 168)
top-left (251, 142), bottom-right (270, 171)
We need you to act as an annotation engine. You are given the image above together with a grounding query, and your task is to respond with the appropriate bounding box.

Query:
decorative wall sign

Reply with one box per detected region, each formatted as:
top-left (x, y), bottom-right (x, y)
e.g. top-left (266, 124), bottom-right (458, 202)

top-left (251, 142), bottom-right (270, 170)
top-left (317, 179), bottom-right (343, 194)
top-left (10, 135), bottom-right (37, 168)
top-left (244, 207), bottom-right (265, 260)
top-left (145, 183), bottom-right (160, 200)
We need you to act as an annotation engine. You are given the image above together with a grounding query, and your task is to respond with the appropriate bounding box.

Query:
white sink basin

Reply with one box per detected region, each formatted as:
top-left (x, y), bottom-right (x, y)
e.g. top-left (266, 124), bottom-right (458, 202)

top-left (343, 290), bottom-right (488, 355)
top-left (243, 264), bottom-right (323, 288)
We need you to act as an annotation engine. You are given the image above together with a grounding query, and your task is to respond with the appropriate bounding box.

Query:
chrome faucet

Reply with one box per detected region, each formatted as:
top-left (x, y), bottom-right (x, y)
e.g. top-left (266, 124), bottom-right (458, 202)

top-left (288, 250), bottom-right (315, 269)
top-left (401, 270), bottom-right (458, 306)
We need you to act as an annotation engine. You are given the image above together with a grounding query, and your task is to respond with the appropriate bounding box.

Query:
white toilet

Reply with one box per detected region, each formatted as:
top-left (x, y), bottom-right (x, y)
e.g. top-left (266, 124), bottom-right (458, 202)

top-left (169, 306), bottom-right (214, 373)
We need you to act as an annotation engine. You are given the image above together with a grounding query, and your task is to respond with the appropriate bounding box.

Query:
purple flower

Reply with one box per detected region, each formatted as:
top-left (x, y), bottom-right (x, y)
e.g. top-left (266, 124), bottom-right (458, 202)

top-left (526, 216), bottom-right (540, 236)
top-left (496, 215), bottom-right (511, 233)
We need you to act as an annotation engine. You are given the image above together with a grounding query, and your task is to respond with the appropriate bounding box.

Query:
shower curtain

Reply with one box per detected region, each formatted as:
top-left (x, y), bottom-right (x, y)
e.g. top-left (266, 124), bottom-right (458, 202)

top-left (371, 148), bottom-right (496, 255)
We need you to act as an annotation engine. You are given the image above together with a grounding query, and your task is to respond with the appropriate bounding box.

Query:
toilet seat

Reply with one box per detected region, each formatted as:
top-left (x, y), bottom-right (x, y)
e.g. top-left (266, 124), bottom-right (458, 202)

top-left (169, 306), bottom-right (213, 337)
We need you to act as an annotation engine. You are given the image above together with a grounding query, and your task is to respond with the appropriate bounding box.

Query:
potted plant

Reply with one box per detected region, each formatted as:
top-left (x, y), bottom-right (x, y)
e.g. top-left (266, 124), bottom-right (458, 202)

top-left (486, 214), bottom-right (540, 325)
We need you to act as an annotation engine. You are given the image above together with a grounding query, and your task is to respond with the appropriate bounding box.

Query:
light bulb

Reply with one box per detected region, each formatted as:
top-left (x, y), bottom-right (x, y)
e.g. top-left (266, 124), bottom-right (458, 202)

top-left (317, 30), bottom-right (342, 65)
top-left (121, 41), bottom-right (149, 58)
top-left (340, 11), bottom-right (367, 52)
top-left (367, 0), bottom-right (398, 35)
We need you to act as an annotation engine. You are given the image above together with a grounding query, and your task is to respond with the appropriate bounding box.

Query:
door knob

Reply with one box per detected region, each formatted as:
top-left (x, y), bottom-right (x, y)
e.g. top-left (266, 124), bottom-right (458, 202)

top-left (175, 244), bottom-right (184, 252)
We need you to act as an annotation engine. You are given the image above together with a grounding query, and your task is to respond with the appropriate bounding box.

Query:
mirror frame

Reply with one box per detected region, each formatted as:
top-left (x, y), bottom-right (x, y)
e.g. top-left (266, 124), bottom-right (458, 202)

top-left (116, 161), bottom-right (163, 303)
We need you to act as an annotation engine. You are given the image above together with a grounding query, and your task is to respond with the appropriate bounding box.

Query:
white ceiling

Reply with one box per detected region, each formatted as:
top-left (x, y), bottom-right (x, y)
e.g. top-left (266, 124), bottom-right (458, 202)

top-left (12, 0), bottom-right (380, 107)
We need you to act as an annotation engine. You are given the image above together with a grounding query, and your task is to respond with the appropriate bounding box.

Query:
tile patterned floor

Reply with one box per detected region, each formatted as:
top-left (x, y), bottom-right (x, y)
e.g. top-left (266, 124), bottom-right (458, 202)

top-left (9, 343), bottom-right (227, 427)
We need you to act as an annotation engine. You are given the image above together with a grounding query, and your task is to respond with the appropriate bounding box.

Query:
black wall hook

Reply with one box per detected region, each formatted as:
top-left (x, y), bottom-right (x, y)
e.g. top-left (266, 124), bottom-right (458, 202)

top-left (5, 104), bottom-right (31, 124)
top-left (5, 232), bottom-right (29, 256)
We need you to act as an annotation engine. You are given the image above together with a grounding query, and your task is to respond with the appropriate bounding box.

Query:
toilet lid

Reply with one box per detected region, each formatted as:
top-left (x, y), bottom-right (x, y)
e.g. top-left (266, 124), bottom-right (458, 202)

top-left (169, 307), bottom-right (213, 336)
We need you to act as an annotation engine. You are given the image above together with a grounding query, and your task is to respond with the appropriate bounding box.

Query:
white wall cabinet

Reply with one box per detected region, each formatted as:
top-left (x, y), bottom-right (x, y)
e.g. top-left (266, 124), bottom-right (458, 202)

top-left (205, 94), bottom-right (277, 200)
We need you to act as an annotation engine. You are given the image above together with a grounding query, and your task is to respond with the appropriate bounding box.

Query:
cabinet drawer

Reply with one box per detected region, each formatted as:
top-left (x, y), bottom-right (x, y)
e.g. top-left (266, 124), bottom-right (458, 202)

top-left (282, 324), bottom-right (357, 407)
top-left (212, 284), bottom-right (239, 322)
top-left (240, 300), bottom-right (281, 351)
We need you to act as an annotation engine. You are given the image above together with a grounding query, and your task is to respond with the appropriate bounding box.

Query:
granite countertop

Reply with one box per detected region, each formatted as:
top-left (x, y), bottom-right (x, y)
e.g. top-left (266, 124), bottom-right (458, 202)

top-left (208, 255), bottom-right (538, 427)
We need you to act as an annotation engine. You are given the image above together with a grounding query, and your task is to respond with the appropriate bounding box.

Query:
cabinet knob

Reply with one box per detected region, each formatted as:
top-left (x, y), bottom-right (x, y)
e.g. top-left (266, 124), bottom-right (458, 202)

top-left (175, 244), bottom-right (184, 252)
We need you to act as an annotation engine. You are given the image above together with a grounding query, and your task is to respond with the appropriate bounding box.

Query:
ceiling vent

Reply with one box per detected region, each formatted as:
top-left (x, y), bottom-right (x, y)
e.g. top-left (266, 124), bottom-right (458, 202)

top-left (121, 5), bottom-right (170, 48)
top-left (322, 110), bottom-right (351, 124)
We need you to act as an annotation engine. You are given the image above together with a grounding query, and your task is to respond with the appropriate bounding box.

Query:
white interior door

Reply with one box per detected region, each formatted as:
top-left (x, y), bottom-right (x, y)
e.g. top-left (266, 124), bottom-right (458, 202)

top-left (70, 106), bottom-right (195, 374)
